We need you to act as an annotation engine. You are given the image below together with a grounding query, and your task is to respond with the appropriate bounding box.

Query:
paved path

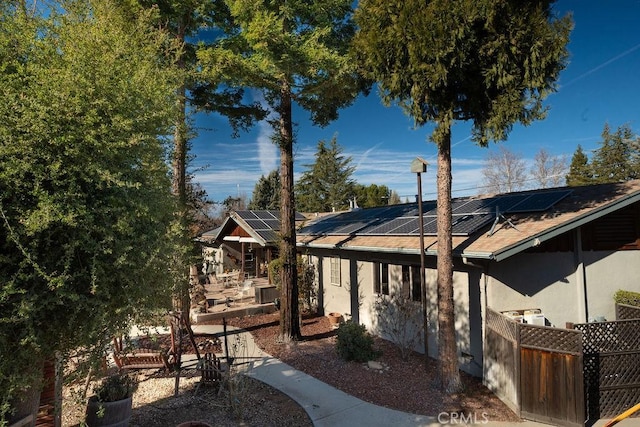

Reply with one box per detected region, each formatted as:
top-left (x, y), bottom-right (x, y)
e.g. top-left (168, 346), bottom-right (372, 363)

top-left (182, 324), bottom-right (633, 427)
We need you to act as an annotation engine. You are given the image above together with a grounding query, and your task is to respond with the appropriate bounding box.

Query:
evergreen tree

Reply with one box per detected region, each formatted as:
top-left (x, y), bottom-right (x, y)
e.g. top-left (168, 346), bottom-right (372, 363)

top-left (592, 123), bottom-right (639, 183)
top-left (198, 0), bottom-right (365, 342)
top-left (296, 137), bottom-right (356, 212)
top-left (249, 170), bottom-right (281, 210)
top-left (354, 0), bottom-right (571, 393)
top-left (566, 144), bottom-right (593, 186)
top-left (353, 183), bottom-right (392, 208)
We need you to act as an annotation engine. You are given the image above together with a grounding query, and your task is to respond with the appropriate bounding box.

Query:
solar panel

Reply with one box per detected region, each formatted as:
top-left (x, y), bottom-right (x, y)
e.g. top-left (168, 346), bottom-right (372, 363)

top-left (253, 211), bottom-right (276, 220)
top-left (507, 189), bottom-right (572, 213)
top-left (255, 229), bottom-right (279, 242)
top-left (235, 210), bottom-right (257, 220)
top-left (262, 219), bottom-right (280, 230)
top-left (364, 218), bottom-right (414, 234)
top-left (451, 213), bottom-right (495, 235)
top-left (244, 219), bottom-right (268, 230)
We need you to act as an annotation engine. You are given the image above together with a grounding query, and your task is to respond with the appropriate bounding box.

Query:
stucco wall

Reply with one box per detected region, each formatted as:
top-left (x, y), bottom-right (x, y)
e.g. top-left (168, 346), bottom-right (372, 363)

top-left (308, 250), bottom-right (483, 376)
top-left (486, 250), bottom-right (640, 327)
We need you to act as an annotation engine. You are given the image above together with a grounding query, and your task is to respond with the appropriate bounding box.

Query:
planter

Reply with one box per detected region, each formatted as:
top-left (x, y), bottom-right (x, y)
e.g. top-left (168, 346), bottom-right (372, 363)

top-left (327, 312), bottom-right (343, 327)
top-left (86, 396), bottom-right (132, 427)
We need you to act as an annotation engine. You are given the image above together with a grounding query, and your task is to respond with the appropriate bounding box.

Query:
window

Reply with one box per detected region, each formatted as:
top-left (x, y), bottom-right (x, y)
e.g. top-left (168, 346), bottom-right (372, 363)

top-left (411, 265), bottom-right (421, 302)
top-left (330, 257), bottom-right (341, 286)
top-left (402, 265), bottom-right (422, 301)
top-left (374, 262), bottom-right (389, 295)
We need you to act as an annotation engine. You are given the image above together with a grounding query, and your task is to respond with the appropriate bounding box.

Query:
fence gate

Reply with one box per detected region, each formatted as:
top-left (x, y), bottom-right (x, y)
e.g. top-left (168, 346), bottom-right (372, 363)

top-left (575, 313), bottom-right (640, 421)
top-left (519, 324), bottom-right (584, 427)
top-left (484, 309), bottom-right (584, 426)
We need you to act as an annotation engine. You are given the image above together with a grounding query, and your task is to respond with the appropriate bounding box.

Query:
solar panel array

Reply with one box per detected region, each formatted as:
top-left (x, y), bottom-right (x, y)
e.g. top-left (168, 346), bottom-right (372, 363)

top-left (234, 210), bottom-right (306, 242)
top-left (298, 189), bottom-right (572, 237)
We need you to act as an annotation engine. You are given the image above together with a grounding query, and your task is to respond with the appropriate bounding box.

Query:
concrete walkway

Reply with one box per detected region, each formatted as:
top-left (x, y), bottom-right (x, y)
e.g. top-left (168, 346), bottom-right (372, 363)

top-left (185, 324), bottom-right (632, 427)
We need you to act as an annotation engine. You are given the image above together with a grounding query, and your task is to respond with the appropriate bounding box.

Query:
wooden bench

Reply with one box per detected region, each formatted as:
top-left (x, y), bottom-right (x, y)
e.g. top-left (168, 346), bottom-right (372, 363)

top-left (112, 336), bottom-right (171, 371)
top-left (113, 351), bottom-right (170, 371)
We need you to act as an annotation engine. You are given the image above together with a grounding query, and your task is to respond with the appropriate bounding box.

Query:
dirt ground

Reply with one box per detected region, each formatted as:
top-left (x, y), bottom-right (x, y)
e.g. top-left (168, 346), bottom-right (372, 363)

top-left (62, 312), bottom-right (520, 426)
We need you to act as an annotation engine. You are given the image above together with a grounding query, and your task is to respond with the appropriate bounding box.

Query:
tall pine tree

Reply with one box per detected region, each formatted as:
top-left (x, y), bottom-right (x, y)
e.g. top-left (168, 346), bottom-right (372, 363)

top-left (354, 0), bottom-right (571, 392)
top-left (296, 136), bottom-right (356, 212)
top-left (198, 0), bottom-right (365, 342)
top-left (566, 144), bottom-right (593, 186)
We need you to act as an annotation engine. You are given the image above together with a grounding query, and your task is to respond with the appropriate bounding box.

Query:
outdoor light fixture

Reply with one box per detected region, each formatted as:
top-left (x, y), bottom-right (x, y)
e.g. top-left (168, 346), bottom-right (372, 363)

top-left (411, 157), bottom-right (429, 365)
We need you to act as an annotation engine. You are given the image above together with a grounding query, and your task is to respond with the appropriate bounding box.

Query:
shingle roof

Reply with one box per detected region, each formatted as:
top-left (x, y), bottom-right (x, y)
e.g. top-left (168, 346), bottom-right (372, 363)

top-left (297, 180), bottom-right (640, 261)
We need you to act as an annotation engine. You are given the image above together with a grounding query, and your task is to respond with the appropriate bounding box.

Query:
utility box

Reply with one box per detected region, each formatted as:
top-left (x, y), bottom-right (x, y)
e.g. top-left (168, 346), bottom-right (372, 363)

top-left (524, 309), bottom-right (545, 326)
top-left (255, 285), bottom-right (279, 304)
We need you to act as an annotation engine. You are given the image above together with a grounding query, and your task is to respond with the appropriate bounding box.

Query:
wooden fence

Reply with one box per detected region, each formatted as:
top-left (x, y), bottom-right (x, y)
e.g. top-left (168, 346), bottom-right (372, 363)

top-left (574, 304), bottom-right (640, 421)
top-left (485, 309), bottom-right (584, 427)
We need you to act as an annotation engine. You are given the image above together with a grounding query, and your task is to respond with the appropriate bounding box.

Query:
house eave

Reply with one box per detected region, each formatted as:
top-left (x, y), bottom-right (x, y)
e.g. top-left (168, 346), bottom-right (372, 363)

top-left (491, 190), bottom-right (640, 262)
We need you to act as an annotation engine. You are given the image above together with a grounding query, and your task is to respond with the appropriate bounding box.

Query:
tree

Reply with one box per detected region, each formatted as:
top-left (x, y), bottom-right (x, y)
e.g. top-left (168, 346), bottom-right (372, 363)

top-left (566, 144), bottom-right (593, 186)
top-left (0, 0), bottom-right (182, 419)
top-left (482, 146), bottom-right (528, 194)
top-left (353, 183), bottom-right (392, 208)
top-left (129, 0), bottom-right (266, 314)
top-left (531, 148), bottom-right (567, 189)
top-left (199, 0), bottom-right (365, 342)
top-left (249, 170), bottom-right (281, 210)
top-left (296, 136), bottom-right (356, 212)
top-left (388, 190), bottom-right (402, 205)
top-left (592, 123), bottom-right (639, 183)
top-left (354, 0), bottom-right (571, 392)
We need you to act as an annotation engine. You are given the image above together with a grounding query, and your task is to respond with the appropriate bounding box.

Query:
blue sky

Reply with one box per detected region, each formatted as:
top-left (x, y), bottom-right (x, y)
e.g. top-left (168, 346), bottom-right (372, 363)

top-left (191, 1), bottom-right (640, 205)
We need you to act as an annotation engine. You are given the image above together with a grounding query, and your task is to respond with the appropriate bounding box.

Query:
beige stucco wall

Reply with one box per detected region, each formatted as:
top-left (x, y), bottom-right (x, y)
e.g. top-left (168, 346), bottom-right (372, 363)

top-left (309, 251), bottom-right (483, 376)
top-left (486, 250), bottom-right (640, 327)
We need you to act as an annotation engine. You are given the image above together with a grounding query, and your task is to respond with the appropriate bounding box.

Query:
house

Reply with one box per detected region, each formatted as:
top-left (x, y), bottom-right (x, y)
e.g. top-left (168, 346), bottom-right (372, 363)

top-left (199, 210), bottom-right (307, 281)
top-left (296, 180), bottom-right (640, 377)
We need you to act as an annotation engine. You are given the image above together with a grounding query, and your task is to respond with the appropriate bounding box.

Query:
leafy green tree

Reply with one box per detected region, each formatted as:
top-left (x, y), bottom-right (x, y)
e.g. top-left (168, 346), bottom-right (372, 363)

top-left (296, 136), bottom-right (356, 212)
top-left (249, 170), bottom-right (281, 210)
top-left (353, 183), bottom-right (392, 208)
top-left (565, 144), bottom-right (593, 186)
top-left (198, 0), bottom-right (365, 342)
top-left (354, 0), bottom-right (571, 392)
top-left (592, 123), bottom-right (639, 183)
top-left (0, 0), bottom-right (182, 420)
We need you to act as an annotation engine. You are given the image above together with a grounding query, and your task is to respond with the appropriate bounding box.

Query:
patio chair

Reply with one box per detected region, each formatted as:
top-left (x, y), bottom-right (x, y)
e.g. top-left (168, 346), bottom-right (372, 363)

top-left (236, 280), bottom-right (254, 301)
top-left (194, 352), bottom-right (222, 394)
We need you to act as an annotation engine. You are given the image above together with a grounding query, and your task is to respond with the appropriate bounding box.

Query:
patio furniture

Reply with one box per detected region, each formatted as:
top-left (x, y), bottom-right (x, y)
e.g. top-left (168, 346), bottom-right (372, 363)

top-left (236, 280), bottom-right (254, 301)
top-left (195, 352), bottom-right (222, 394)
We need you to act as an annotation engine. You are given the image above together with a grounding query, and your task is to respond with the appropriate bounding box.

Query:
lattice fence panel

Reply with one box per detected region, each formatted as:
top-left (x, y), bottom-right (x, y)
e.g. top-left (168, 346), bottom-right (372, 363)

top-left (575, 319), bottom-right (640, 420)
top-left (486, 308), bottom-right (518, 342)
top-left (519, 324), bottom-right (582, 354)
top-left (616, 303), bottom-right (640, 321)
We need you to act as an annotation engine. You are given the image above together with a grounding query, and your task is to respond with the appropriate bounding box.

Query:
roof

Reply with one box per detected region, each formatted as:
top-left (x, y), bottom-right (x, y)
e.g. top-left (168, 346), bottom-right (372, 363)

top-left (297, 180), bottom-right (640, 262)
top-left (201, 210), bottom-right (306, 246)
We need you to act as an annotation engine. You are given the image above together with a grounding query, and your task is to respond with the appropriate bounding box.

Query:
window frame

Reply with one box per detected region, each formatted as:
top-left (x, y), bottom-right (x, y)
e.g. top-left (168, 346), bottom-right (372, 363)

top-left (329, 257), bottom-right (341, 286)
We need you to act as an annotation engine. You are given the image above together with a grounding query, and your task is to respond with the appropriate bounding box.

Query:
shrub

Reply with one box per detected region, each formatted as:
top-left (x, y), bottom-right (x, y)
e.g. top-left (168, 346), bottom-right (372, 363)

top-left (336, 321), bottom-right (381, 362)
top-left (614, 290), bottom-right (640, 307)
top-left (94, 374), bottom-right (137, 402)
top-left (373, 293), bottom-right (423, 361)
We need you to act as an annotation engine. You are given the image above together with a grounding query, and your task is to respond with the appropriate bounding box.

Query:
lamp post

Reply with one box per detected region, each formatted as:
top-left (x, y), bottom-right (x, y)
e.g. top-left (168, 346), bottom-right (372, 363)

top-left (411, 157), bottom-right (429, 366)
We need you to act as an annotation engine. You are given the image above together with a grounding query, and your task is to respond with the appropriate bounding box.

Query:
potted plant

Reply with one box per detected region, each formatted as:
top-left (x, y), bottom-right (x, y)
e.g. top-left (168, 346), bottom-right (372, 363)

top-left (86, 373), bottom-right (137, 427)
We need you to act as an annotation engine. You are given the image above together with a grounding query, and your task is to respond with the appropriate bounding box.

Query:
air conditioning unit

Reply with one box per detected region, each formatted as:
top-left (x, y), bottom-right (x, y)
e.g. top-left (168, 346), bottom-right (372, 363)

top-left (502, 311), bottom-right (523, 323)
top-left (255, 285), bottom-right (279, 304)
top-left (524, 309), bottom-right (545, 326)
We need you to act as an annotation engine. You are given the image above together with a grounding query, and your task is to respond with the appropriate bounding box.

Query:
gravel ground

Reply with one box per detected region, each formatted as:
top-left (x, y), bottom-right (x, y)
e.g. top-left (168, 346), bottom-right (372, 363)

top-left (62, 311), bottom-right (520, 426)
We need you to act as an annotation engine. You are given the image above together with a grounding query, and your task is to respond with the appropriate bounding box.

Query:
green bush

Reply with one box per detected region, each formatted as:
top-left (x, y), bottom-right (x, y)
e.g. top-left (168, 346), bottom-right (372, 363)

top-left (336, 320), bottom-right (381, 362)
top-left (614, 290), bottom-right (640, 307)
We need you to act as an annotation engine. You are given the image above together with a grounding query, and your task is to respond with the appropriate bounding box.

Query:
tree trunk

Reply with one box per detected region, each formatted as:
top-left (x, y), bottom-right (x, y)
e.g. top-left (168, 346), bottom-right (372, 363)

top-left (436, 123), bottom-right (462, 393)
top-left (172, 24), bottom-right (191, 314)
top-left (278, 80), bottom-right (301, 342)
